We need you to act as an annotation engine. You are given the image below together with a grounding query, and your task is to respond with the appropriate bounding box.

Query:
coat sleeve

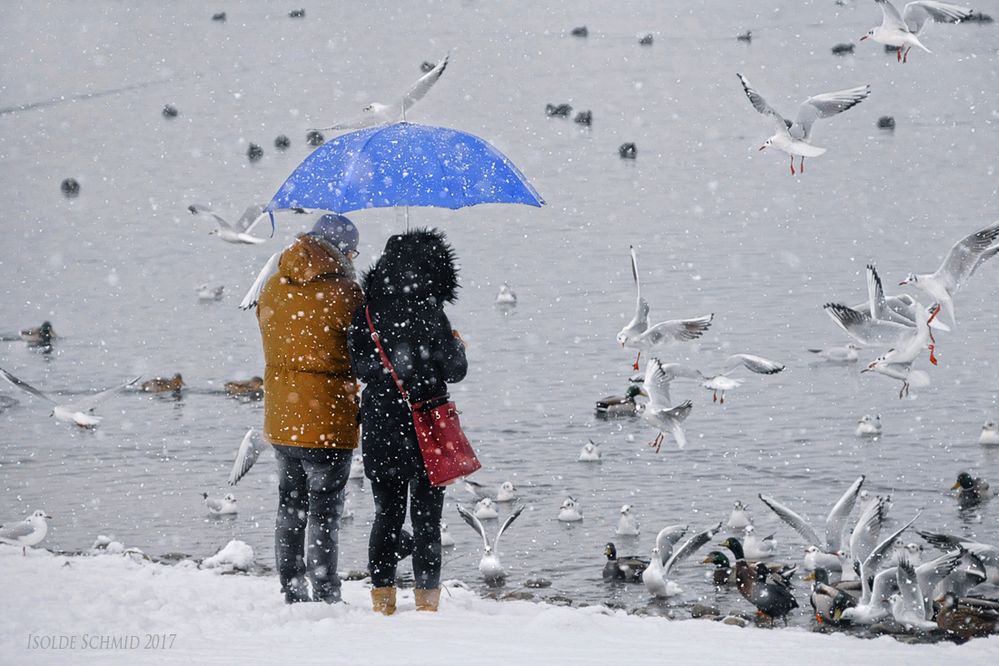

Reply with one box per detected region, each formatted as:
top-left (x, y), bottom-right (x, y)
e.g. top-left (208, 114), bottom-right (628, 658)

top-left (347, 307), bottom-right (384, 384)
top-left (435, 311), bottom-right (468, 384)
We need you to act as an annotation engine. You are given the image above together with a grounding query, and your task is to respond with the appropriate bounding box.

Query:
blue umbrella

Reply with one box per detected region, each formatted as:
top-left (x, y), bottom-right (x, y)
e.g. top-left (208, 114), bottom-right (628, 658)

top-left (267, 122), bottom-right (544, 219)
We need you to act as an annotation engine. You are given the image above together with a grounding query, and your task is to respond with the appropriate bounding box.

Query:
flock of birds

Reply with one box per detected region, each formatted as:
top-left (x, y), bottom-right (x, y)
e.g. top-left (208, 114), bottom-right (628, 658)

top-left (3, 1), bottom-right (998, 646)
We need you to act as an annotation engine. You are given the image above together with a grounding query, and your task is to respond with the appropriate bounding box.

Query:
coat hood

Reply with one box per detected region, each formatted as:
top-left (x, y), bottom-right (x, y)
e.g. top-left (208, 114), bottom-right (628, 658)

top-left (362, 228), bottom-right (459, 304)
top-left (278, 234), bottom-right (356, 285)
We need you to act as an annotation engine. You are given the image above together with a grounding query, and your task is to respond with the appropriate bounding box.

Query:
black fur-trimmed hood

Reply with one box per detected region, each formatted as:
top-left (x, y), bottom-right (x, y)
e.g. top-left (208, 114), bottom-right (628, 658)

top-left (361, 228), bottom-right (459, 305)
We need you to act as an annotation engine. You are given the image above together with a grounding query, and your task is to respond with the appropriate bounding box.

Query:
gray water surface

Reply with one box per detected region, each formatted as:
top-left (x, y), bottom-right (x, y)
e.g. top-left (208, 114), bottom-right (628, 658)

top-left (1, 0), bottom-right (998, 628)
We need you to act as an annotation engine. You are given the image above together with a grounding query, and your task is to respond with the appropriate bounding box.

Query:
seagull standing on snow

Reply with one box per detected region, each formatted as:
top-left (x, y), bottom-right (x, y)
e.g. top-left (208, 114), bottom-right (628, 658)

top-left (736, 73), bottom-right (870, 175)
top-left (616, 246), bottom-right (713, 371)
top-left (898, 221), bottom-right (999, 328)
top-left (0, 510), bottom-right (51, 555)
top-left (0, 367), bottom-right (139, 428)
top-left (456, 504), bottom-right (524, 587)
top-left (188, 203), bottom-right (269, 245)
top-left (861, 0), bottom-right (974, 63)
top-left (311, 54), bottom-right (448, 133)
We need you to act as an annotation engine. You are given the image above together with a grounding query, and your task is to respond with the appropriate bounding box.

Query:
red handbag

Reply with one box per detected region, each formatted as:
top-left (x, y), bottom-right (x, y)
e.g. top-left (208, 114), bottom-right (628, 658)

top-left (365, 306), bottom-right (481, 486)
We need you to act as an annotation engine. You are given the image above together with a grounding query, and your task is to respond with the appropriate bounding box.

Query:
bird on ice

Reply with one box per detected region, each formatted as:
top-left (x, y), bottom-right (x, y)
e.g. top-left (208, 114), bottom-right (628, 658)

top-left (203, 493), bottom-right (238, 516)
top-left (188, 203), bottom-right (269, 245)
top-left (456, 503), bottom-right (524, 587)
top-left (311, 54), bottom-right (448, 133)
top-left (736, 73), bottom-right (870, 175)
top-left (0, 509), bottom-right (51, 555)
top-left (861, 0), bottom-right (974, 63)
top-left (228, 429), bottom-right (263, 486)
top-left (0, 367), bottom-right (139, 428)
top-left (616, 246), bottom-right (713, 371)
top-left (898, 220), bottom-right (999, 328)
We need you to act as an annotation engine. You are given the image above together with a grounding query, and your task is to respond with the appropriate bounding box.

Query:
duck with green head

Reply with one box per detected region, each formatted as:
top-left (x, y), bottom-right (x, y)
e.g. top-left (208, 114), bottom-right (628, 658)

top-left (952, 472), bottom-right (991, 505)
top-left (720, 536), bottom-right (799, 623)
top-left (806, 567), bottom-right (857, 624)
top-left (595, 385), bottom-right (642, 418)
top-left (702, 550), bottom-right (795, 588)
top-left (20, 321), bottom-right (55, 347)
top-left (602, 542), bottom-right (649, 582)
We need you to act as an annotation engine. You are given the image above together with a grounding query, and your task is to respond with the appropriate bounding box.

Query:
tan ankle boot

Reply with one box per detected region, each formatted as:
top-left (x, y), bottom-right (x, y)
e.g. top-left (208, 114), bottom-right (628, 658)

top-left (371, 586), bottom-right (397, 615)
top-left (414, 587), bottom-right (441, 612)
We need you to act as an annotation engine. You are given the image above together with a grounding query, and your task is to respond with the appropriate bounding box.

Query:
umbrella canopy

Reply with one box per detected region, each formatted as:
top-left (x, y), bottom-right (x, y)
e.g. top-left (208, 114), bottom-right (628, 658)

top-left (267, 122), bottom-right (544, 215)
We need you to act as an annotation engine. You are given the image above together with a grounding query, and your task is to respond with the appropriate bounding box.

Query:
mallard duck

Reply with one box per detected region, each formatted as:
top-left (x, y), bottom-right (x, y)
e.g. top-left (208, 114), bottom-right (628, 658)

top-left (141, 374), bottom-right (184, 394)
top-left (20, 321), bottom-right (56, 347)
top-left (980, 421), bottom-right (999, 446)
top-left (603, 542), bottom-right (649, 582)
top-left (594, 385), bottom-right (642, 418)
top-left (935, 593), bottom-right (999, 639)
top-left (702, 550), bottom-right (794, 587)
top-left (721, 537), bottom-right (799, 622)
top-left (952, 472), bottom-right (991, 504)
top-left (807, 568), bottom-right (858, 624)
top-left (643, 523), bottom-right (721, 598)
top-left (224, 376), bottom-right (263, 400)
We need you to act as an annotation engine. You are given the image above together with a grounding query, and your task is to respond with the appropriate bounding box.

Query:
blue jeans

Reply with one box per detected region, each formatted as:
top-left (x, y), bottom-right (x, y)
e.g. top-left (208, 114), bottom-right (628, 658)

top-left (273, 445), bottom-right (353, 602)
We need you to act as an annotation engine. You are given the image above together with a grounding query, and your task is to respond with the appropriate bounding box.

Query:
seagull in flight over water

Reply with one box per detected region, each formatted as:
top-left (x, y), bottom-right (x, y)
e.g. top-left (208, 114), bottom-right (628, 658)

top-left (737, 73), bottom-right (870, 175)
top-left (0, 367), bottom-right (139, 428)
top-left (861, 0), bottom-right (974, 63)
top-left (188, 203), bottom-right (269, 245)
top-left (311, 54), bottom-right (449, 133)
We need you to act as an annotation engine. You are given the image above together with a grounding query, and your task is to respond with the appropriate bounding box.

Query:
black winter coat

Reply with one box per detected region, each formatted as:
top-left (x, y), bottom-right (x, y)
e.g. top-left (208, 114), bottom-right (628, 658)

top-left (347, 229), bottom-right (468, 482)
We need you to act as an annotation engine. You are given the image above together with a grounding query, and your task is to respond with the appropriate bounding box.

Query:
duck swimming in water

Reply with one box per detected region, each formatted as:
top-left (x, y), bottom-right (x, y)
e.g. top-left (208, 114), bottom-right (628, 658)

top-left (952, 472), bottom-right (991, 505)
top-left (141, 374), bottom-right (184, 395)
top-left (602, 542), bottom-right (649, 582)
top-left (594, 385), bottom-right (642, 418)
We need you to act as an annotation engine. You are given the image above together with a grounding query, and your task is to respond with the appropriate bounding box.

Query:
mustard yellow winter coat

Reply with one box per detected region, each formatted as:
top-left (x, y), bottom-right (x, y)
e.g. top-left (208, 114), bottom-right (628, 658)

top-left (257, 235), bottom-right (363, 448)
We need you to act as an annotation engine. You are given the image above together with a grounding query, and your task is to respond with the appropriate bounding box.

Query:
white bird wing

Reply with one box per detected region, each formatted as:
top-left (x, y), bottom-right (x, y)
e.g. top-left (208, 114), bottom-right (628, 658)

top-left (758, 494), bottom-right (823, 547)
top-left (849, 496), bottom-right (889, 563)
top-left (641, 315), bottom-right (713, 346)
top-left (0, 367), bottom-right (56, 405)
top-left (722, 353), bottom-right (784, 375)
top-left (654, 524), bottom-right (689, 565)
top-left (493, 505), bottom-right (525, 554)
top-left (669, 414), bottom-right (689, 450)
top-left (463, 479), bottom-right (488, 500)
top-left (400, 53), bottom-right (448, 113)
top-left (642, 358), bottom-right (673, 410)
top-left (737, 73), bottom-right (791, 135)
top-left (866, 264), bottom-right (891, 321)
top-left (877, 0), bottom-right (910, 30)
top-left (664, 522), bottom-right (722, 576)
top-left (903, 1), bottom-right (974, 33)
top-left (896, 559), bottom-right (926, 618)
top-left (229, 428), bottom-right (262, 486)
top-left (793, 85), bottom-right (870, 141)
top-left (859, 511), bottom-right (922, 603)
top-left (234, 204), bottom-right (269, 234)
top-left (0, 521), bottom-right (34, 540)
top-left (915, 550), bottom-right (963, 615)
top-left (73, 376), bottom-right (141, 412)
top-left (205, 497), bottom-right (224, 513)
top-left (188, 204), bottom-right (233, 231)
top-left (456, 504), bottom-right (489, 551)
top-left (932, 221), bottom-right (999, 293)
top-left (826, 475), bottom-right (865, 553)
top-left (823, 303), bottom-right (914, 345)
top-left (624, 246), bottom-right (649, 334)
top-left (239, 251), bottom-right (282, 310)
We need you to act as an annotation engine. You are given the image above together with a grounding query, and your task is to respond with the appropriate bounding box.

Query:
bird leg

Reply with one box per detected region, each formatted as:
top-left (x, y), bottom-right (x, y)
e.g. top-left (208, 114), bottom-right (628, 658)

top-left (897, 48), bottom-right (902, 63)
top-left (800, 157), bottom-right (805, 173)
top-left (720, 393), bottom-right (725, 405)
top-left (927, 305), bottom-right (940, 365)
top-left (789, 156), bottom-right (795, 175)
top-left (632, 351), bottom-right (642, 372)
top-left (815, 613), bottom-right (824, 624)
top-left (712, 391), bottom-right (718, 403)
top-left (899, 381), bottom-right (909, 399)
top-left (903, 47), bottom-right (910, 63)
top-left (648, 432), bottom-right (664, 452)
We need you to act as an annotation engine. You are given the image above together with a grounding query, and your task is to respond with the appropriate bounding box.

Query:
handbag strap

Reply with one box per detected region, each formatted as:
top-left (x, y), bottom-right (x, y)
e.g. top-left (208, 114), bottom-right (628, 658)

top-left (365, 305), bottom-right (414, 410)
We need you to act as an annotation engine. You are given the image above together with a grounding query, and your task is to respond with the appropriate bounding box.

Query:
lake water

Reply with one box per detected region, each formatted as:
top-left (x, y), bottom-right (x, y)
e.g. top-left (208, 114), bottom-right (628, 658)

top-left (1, 0), bottom-right (998, 629)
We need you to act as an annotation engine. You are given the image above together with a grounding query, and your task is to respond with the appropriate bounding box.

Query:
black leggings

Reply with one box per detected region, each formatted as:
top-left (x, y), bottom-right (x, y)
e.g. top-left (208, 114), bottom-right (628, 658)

top-left (369, 475), bottom-right (445, 589)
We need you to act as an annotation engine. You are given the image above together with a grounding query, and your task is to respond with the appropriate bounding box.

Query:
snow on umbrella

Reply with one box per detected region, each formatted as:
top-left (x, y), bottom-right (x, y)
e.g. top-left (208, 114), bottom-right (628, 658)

top-left (266, 122), bottom-right (544, 221)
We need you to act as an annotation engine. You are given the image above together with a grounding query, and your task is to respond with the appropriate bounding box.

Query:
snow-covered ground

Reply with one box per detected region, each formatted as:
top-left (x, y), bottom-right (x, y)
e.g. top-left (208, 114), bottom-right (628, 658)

top-left (2, 547), bottom-right (996, 665)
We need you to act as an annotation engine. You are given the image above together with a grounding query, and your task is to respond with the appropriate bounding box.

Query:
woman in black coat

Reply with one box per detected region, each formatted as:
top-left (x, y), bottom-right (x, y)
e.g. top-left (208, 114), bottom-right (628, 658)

top-left (347, 228), bottom-right (467, 615)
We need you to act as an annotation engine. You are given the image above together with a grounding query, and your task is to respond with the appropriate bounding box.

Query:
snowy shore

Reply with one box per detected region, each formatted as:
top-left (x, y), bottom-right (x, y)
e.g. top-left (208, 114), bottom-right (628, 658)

top-left (2, 547), bottom-right (997, 665)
